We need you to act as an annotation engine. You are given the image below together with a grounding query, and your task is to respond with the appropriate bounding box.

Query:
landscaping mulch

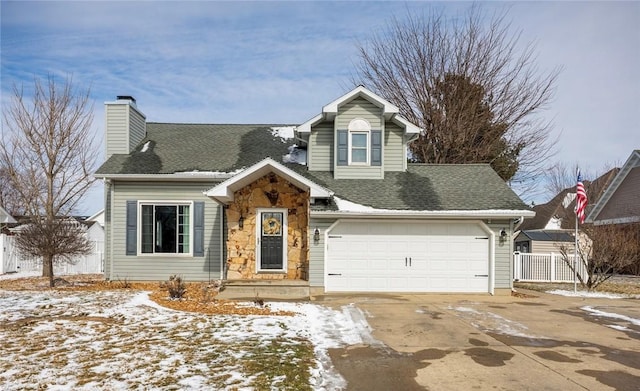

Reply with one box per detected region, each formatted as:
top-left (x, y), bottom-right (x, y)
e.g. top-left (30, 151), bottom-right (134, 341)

top-left (0, 274), bottom-right (292, 316)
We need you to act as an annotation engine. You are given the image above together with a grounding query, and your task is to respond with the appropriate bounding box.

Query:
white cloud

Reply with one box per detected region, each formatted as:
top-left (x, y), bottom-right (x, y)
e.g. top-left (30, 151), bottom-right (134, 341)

top-left (2, 1), bottom-right (639, 213)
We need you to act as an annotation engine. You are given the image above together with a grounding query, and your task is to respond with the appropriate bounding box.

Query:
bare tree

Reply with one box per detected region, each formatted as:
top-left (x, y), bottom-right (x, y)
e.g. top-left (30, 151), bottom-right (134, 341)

top-left (560, 223), bottom-right (640, 289)
top-left (353, 5), bottom-right (561, 188)
top-left (0, 75), bottom-right (98, 286)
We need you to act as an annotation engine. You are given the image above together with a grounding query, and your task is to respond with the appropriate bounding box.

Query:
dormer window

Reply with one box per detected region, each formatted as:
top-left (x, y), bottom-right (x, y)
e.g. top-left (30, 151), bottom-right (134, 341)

top-left (337, 118), bottom-right (381, 167)
top-left (349, 118), bottom-right (371, 165)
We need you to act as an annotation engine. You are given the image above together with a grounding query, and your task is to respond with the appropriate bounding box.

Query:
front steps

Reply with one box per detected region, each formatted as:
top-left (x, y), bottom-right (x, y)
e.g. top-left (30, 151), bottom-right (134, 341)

top-left (216, 279), bottom-right (310, 300)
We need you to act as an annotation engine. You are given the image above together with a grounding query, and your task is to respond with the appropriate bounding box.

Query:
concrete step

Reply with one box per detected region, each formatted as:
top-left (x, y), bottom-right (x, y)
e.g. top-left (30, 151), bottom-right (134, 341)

top-left (216, 280), bottom-right (310, 300)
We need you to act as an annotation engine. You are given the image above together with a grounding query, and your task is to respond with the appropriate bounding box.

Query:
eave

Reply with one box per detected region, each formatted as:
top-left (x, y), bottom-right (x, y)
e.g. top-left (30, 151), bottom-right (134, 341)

top-left (94, 172), bottom-right (235, 182)
top-left (311, 209), bottom-right (536, 219)
top-left (204, 157), bottom-right (332, 204)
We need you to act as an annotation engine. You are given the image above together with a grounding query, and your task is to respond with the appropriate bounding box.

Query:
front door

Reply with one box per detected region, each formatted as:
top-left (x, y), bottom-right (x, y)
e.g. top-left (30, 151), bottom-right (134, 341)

top-left (258, 210), bottom-right (286, 271)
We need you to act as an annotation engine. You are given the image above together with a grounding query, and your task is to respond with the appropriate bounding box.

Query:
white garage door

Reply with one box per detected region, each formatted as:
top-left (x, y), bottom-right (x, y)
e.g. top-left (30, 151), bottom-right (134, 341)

top-left (326, 221), bottom-right (490, 293)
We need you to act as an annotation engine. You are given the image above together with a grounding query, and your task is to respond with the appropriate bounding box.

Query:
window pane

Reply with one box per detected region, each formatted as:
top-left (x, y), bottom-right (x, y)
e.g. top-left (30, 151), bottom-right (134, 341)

top-left (141, 205), bottom-right (154, 253)
top-left (351, 149), bottom-right (367, 163)
top-left (155, 206), bottom-right (177, 253)
top-left (352, 133), bottom-right (367, 148)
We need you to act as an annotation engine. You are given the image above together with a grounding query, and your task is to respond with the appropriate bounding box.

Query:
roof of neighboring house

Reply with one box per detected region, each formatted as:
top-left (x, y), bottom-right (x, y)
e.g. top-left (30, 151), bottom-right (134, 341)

top-left (96, 122), bottom-right (532, 213)
top-left (517, 230), bottom-right (574, 242)
top-left (587, 150), bottom-right (640, 225)
top-left (519, 168), bottom-right (619, 230)
top-left (0, 205), bottom-right (17, 224)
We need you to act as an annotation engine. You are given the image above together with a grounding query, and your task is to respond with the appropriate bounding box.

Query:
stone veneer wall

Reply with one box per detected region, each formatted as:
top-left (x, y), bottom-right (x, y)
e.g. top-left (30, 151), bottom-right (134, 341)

top-left (226, 173), bottom-right (309, 280)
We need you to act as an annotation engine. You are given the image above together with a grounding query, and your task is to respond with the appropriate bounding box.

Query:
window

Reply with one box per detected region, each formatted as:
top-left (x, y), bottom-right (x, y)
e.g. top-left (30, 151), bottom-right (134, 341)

top-left (337, 118), bottom-right (381, 167)
top-left (350, 132), bottom-right (368, 164)
top-left (140, 203), bottom-right (191, 254)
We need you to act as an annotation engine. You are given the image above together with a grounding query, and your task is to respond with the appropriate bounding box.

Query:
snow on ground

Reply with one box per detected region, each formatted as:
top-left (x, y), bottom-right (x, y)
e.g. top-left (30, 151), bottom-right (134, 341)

top-left (581, 306), bottom-right (640, 327)
top-left (449, 305), bottom-right (540, 338)
top-left (0, 289), bottom-right (374, 390)
top-left (546, 289), bottom-right (639, 299)
top-left (0, 270), bottom-right (41, 280)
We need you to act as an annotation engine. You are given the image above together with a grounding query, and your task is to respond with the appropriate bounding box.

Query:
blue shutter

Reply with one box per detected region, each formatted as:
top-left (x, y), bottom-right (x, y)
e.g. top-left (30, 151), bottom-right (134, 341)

top-left (193, 201), bottom-right (205, 256)
top-left (126, 201), bottom-right (137, 255)
top-left (371, 130), bottom-right (382, 166)
top-left (337, 129), bottom-right (348, 166)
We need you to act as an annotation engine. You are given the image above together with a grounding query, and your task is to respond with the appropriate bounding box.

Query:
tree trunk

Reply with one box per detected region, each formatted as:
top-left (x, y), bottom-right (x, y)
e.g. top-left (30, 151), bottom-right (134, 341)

top-left (43, 253), bottom-right (55, 287)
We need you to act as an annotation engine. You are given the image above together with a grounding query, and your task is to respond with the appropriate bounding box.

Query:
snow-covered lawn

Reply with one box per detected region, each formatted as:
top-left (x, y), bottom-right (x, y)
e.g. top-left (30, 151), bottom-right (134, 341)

top-left (0, 289), bottom-right (372, 390)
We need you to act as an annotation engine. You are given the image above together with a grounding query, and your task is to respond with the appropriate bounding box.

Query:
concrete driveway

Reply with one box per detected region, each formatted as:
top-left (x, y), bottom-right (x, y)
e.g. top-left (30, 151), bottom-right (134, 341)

top-left (316, 290), bottom-right (640, 391)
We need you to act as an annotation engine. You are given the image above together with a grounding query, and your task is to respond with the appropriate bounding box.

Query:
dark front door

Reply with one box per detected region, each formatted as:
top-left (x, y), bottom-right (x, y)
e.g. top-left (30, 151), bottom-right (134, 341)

top-left (260, 211), bottom-right (284, 270)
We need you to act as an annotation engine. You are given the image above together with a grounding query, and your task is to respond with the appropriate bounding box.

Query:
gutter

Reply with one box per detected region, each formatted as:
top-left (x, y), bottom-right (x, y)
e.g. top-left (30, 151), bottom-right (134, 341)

top-left (311, 210), bottom-right (536, 219)
top-left (94, 173), bottom-right (234, 181)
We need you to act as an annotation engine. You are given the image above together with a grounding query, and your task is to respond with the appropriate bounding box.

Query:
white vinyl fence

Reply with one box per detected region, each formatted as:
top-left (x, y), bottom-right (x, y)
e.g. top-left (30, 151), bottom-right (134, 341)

top-left (513, 252), bottom-right (589, 283)
top-left (0, 233), bottom-right (103, 276)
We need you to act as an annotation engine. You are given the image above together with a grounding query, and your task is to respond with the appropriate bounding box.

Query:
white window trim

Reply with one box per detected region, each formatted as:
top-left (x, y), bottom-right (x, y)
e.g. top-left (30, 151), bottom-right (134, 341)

top-left (137, 200), bottom-right (194, 256)
top-left (255, 208), bottom-right (288, 273)
top-left (347, 118), bottom-right (371, 166)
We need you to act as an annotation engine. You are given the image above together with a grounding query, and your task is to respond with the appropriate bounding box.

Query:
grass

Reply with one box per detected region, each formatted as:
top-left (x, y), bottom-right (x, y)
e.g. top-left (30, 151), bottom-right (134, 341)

top-left (0, 275), bottom-right (319, 390)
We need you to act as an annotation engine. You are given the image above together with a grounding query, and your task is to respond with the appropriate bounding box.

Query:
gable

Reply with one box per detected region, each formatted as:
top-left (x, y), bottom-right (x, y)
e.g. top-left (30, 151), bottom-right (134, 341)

top-left (593, 166), bottom-right (640, 223)
top-left (588, 150), bottom-right (640, 225)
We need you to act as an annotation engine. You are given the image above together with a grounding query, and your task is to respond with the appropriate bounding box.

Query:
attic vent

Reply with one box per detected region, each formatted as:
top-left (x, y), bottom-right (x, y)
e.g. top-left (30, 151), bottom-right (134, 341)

top-left (117, 95), bottom-right (136, 104)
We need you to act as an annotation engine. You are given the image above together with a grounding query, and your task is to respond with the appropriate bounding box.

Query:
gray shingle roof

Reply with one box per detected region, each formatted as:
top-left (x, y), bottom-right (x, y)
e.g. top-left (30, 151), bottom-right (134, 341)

top-left (96, 122), bottom-right (531, 212)
top-left (520, 230), bottom-right (574, 242)
top-left (287, 164), bottom-right (531, 211)
top-left (96, 123), bottom-right (295, 175)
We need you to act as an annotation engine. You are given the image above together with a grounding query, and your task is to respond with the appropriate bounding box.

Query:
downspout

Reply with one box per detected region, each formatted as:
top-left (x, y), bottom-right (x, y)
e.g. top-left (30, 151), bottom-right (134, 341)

top-left (220, 204), bottom-right (225, 280)
top-left (107, 179), bottom-right (115, 281)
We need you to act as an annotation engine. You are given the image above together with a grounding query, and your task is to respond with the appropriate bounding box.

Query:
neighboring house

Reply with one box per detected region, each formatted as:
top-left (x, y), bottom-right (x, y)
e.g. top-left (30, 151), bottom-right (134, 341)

top-left (87, 209), bottom-right (105, 228)
top-left (514, 230), bottom-right (574, 253)
top-left (94, 87), bottom-right (534, 295)
top-left (587, 150), bottom-right (640, 225)
top-left (0, 205), bottom-right (17, 234)
top-left (519, 168), bottom-right (619, 231)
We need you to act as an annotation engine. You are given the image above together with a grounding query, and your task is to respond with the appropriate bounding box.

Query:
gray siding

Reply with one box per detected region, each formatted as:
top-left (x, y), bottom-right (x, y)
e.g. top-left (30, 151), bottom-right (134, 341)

top-left (105, 103), bottom-right (146, 159)
top-left (308, 218), bottom-right (337, 287)
top-left (383, 121), bottom-right (406, 172)
top-left (308, 121), bottom-right (334, 171)
top-left (128, 106), bottom-right (146, 153)
top-left (336, 97), bottom-right (382, 128)
top-left (531, 241), bottom-right (571, 254)
top-left (105, 104), bottom-right (128, 159)
top-left (333, 166), bottom-right (383, 179)
top-left (107, 181), bottom-right (223, 281)
top-left (486, 220), bottom-right (513, 290)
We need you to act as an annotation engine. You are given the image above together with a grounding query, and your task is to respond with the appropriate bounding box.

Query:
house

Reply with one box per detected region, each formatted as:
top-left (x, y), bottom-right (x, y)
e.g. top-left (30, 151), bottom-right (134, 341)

top-left (0, 205), bottom-right (16, 228)
top-left (518, 168), bottom-right (619, 232)
top-left (514, 230), bottom-right (574, 253)
top-left (587, 150), bottom-right (640, 225)
top-left (94, 87), bottom-right (534, 295)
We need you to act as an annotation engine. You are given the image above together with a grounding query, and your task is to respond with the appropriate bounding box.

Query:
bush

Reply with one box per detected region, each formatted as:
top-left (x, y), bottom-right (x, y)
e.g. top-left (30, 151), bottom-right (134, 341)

top-left (163, 275), bottom-right (187, 300)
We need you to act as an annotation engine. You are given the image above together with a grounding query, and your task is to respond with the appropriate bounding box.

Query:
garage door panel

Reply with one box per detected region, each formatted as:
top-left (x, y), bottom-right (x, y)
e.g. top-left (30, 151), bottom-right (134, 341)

top-left (326, 221), bottom-right (490, 293)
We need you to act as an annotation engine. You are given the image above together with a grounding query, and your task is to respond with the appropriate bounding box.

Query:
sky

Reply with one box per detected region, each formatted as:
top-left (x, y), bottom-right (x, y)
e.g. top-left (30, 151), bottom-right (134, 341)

top-left (1, 1), bottom-right (639, 215)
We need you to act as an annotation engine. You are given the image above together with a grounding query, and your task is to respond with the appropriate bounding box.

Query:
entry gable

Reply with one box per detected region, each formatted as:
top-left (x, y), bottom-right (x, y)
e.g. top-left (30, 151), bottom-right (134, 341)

top-left (205, 157), bottom-right (332, 204)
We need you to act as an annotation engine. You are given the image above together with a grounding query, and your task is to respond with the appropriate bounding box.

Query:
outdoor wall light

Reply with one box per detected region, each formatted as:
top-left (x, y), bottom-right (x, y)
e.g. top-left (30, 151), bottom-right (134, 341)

top-left (238, 215), bottom-right (244, 230)
top-left (313, 228), bottom-right (320, 243)
top-left (500, 229), bottom-right (507, 238)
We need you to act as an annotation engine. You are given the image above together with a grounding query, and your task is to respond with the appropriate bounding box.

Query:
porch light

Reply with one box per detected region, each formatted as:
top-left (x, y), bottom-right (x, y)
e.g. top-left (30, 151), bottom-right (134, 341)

top-left (500, 229), bottom-right (507, 238)
top-left (239, 215), bottom-right (244, 230)
top-left (313, 228), bottom-right (320, 243)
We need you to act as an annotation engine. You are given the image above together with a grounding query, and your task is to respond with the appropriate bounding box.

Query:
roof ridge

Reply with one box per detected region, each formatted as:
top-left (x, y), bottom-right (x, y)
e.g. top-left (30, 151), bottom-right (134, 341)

top-left (147, 122), bottom-right (295, 126)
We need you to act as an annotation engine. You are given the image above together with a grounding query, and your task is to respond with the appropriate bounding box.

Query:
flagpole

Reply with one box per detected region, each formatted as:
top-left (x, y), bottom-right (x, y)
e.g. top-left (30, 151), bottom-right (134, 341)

top-left (574, 211), bottom-right (578, 293)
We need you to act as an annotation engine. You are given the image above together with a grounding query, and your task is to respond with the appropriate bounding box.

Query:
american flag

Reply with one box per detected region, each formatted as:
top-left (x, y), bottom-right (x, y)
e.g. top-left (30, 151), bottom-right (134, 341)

top-left (575, 171), bottom-right (588, 224)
